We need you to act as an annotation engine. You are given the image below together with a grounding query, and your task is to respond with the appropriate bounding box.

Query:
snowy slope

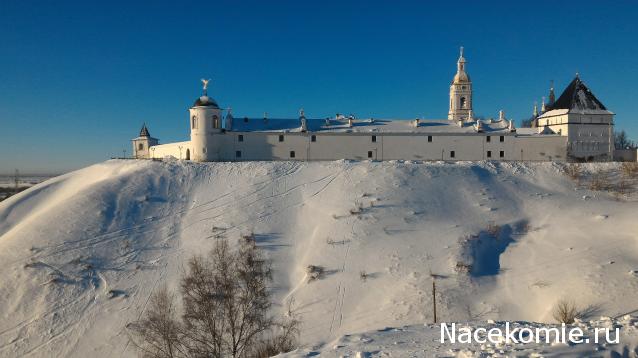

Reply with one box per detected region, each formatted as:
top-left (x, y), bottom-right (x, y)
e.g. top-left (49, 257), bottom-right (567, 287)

top-left (0, 159), bottom-right (637, 357)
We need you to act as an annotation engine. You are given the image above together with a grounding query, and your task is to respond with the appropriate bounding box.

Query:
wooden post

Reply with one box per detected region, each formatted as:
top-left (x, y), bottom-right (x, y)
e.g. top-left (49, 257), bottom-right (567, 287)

top-left (432, 279), bottom-right (437, 323)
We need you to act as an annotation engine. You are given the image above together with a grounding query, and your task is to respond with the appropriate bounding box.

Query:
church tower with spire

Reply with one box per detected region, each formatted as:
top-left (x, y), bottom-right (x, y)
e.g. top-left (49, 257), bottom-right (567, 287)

top-left (448, 47), bottom-right (473, 121)
top-left (131, 123), bottom-right (159, 159)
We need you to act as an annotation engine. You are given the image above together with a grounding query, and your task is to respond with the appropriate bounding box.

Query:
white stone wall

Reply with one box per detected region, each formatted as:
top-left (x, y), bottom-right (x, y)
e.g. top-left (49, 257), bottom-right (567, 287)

top-left (149, 141), bottom-right (192, 160)
top-left (203, 132), bottom-right (566, 162)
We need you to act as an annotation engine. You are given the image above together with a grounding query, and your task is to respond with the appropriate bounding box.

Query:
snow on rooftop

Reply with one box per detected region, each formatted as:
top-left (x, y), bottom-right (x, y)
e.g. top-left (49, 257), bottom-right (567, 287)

top-left (231, 117), bottom-right (531, 134)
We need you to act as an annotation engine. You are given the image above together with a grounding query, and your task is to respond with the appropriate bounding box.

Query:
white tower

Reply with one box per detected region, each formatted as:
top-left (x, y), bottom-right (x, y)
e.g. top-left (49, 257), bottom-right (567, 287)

top-left (448, 47), bottom-right (473, 121)
top-left (189, 79), bottom-right (222, 162)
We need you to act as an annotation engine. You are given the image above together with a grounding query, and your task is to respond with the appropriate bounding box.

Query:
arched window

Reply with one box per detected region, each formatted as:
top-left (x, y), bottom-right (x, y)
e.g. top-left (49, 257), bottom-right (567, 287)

top-left (460, 97), bottom-right (467, 109)
top-left (191, 116), bottom-right (197, 129)
top-left (212, 115), bottom-right (219, 128)
top-left (138, 143), bottom-right (144, 151)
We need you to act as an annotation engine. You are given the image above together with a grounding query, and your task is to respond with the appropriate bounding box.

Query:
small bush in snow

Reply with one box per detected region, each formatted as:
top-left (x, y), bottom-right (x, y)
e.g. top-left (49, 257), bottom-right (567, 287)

top-left (349, 204), bottom-right (363, 215)
top-left (553, 299), bottom-right (579, 324)
top-left (564, 164), bottom-right (582, 182)
top-left (359, 270), bottom-right (368, 282)
top-left (589, 170), bottom-right (610, 191)
top-left (306, 265), bottom-right (325, 282)
top-left (455, 261), bottom-right (472, 274)
top-left (621, 162), bottom-right (638, 178)
top-left (486, 223), bottom-right (501, 237)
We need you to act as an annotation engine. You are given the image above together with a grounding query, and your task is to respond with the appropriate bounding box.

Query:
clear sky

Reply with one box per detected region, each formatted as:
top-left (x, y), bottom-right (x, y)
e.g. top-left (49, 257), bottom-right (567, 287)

top-left (1, 0), bottom-right (637, 174)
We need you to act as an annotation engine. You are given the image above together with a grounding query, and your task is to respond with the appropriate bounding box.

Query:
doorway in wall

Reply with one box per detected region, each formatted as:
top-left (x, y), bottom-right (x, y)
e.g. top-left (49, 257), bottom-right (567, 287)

top-left (186, 149), bottom-right (190, 160)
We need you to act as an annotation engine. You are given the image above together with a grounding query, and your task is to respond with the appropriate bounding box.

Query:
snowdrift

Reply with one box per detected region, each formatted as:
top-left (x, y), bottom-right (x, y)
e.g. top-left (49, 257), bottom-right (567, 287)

top-left (1, 159), bottom-right (637, 357)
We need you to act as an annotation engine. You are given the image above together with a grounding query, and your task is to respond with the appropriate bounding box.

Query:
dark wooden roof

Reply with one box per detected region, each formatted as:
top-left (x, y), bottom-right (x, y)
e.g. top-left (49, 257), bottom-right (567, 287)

top-left (548, 76), bottom-right (607, 111)
top-left (139, 123), bottom-right (150, 137)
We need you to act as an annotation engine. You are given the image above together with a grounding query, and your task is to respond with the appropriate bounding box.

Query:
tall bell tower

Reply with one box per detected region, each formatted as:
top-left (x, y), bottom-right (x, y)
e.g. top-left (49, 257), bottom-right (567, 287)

top-left (448, 47), bottom-right (473, 121)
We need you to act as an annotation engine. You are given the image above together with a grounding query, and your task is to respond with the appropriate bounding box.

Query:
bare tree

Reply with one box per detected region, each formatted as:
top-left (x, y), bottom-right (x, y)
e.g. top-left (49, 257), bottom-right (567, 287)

top-left (615, 130), bottom-right (636, 149)
top-left (128, 286), bottom-right (186, 358)
top-left (129, 239), bottom-right (298, 358)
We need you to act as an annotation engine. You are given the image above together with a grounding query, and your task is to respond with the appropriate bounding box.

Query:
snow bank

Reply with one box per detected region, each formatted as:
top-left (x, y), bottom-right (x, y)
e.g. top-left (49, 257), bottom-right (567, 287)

top-left (0, 159), bottom-right (637, 357)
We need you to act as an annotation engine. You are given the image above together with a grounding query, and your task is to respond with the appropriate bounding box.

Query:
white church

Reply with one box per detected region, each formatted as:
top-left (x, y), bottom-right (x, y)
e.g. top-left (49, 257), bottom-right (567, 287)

top-left (132, 48), bottom-right (615, 162)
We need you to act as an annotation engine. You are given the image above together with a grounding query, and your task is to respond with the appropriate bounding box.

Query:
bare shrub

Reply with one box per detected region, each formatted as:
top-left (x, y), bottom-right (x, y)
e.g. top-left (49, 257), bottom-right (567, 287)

top-left (486, 223), bottom-right (501, 237)
top-left (455, 262), bottom-right (472, 274)
top-left (129, 240), bottom-right (298, 358)
top-left (306, 265), bottom-right (325, 282)
top-left (349, 205), bottom-right (362, 215)
top-left (621, 162), bottom-right (638, 178)
top-left (564, 163), bottom-right (582, 182)
top-left (553, 299), bottom-right (579, 324)
top-left (589, 170), bottom-right (610, 191)
top-left (359, 270), bottom-right (368, 282)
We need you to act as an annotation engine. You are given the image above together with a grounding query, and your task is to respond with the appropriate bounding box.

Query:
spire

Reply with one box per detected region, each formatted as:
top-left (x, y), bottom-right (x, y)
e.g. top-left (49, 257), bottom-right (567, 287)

top-left (548, 80), bottom-right (555, 105)
top-left (533, 101), bottom-right (538, 117)
top-left (541, 96), bottom-right (546, 112)
top-left (457, 46), bottom-right (466, 73)
top-left (452, 46), bottom-right (470, 84)
top-left (139, 123), bottom-right (150, 137)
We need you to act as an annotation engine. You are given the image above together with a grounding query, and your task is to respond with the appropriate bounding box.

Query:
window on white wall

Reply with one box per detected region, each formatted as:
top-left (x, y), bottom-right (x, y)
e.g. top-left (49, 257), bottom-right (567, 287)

top-left (368, 151), bottom-right (373, 158)
top-left (428, 136), bottom-right (432, 142)
top-left (487, 150), bottom-right (492, 158)
top-left (279, 135), bottom-right (284, 142)
top-left (191, 116), bottom-right (197, 129)
top-left (238, 135), bottom-right (244, 142)
top-left (450, 151), bottom-right (455, 158)
top-left (500, 150), bottom-right (505, 158)
top-left (371, 135), bottom-right (377, 143)
top-left (290, 151), bottom-right (295, 158)
top-left (236, 150), bottom-right (242, 158)
top-left (138, 143), bottom-right (144, 150)
top-left (311, 135), bottom-right (316, 142)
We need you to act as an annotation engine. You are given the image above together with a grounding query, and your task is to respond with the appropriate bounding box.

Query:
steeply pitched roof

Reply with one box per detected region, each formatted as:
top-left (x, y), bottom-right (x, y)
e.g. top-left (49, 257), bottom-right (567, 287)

top-left (139, 123), bottom-right (150, 137)
top-left (548, 76), bottom-right (607, 111)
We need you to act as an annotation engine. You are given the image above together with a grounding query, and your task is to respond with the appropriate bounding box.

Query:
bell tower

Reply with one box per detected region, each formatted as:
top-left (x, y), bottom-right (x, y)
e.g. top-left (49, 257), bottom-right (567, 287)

top-left (448, 47), bottom-right (473, 121)
top-left (189, 79), bottom-right (222, 162)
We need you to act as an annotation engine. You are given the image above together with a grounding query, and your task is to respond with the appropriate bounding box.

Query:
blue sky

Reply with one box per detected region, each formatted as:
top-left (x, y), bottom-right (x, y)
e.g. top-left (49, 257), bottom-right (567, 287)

top-left (1, 0), bottom-right (637, 174)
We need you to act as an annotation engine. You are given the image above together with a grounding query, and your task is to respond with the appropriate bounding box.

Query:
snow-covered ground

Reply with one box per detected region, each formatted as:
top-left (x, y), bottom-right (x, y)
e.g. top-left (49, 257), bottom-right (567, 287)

top-left (0, 159), bottom-right (637, 357)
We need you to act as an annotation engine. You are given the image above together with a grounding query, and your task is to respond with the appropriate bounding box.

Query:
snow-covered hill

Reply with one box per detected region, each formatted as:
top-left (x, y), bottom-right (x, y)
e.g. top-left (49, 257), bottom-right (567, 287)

top-left (1, 159), bottom-right (637, 357)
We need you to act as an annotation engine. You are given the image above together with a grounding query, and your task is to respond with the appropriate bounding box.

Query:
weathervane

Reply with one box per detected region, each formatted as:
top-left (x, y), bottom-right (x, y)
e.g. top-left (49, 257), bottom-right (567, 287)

top-left (201, 78), bottom-right (211, 96)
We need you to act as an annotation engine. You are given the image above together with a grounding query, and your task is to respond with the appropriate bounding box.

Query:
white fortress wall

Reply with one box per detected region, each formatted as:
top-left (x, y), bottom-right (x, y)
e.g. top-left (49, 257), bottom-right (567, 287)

top-left (211, 132), bottom-right (566, 162)
top-left (149, 141), bottom-right (192, 160)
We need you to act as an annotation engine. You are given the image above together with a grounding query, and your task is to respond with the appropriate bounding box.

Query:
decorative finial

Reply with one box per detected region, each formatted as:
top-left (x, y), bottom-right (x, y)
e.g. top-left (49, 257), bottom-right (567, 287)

top-left (460, 46), bottom-right (464, 57)
top-left (575, 72), bottom-right (579, 79)
top-left (201, 78), bottom-right (211, 96)
top-left (299, 108), bottom-right (305, 118)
